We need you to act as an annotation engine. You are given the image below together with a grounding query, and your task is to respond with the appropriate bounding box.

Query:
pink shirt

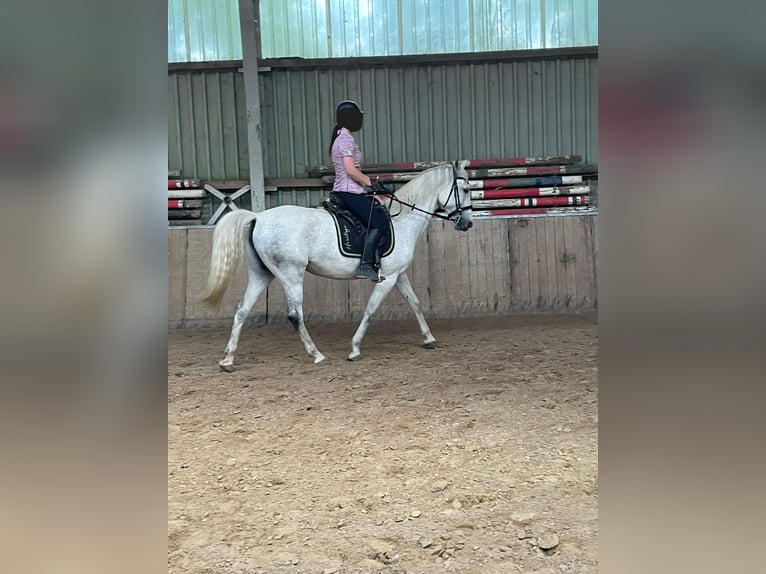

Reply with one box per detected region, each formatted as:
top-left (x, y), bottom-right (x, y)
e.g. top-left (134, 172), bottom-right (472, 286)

top-left (331, 129), bottom-right (365, 194)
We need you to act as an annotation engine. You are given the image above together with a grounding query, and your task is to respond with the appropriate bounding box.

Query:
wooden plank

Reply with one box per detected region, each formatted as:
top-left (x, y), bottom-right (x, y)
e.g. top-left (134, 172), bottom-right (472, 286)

top-left (303, 273), bottom-right (351, 323)
top-left (426, 220), bottom-right (454, 317)
top-left (264, 177), bottom-right (330, 189)
top-left (592, 215), bottom-right (599, 306)
top-left (321, 172), bottom-right (418, 185)
top-left (475, 220), bottom-right (492, 311)
top-left (535, 218), bottom-right (551, 310)
top-left (407, 228), bottom-right (432, 317)
top-left (168, 47), bottom-right (598, 73)
top-left (490, 218), bottom-right (512, 314)
top-left (454, 222), bottom-right (474, 316)
top-left (168, 220), bottom-right (202, 227)
top-left (509, 219), bottom-right (531, 312)
top-left (563, 216), bottom-right (578, 310)
top-left (483, 219), bottom-right (503, 313)
top-left (168, 229), bottom-right (188, 326)
top-left (574, 215), bottom-right (597, 310)
top-left (526, 218), bottom-right (541, 310)
top-left (255, 46), bottom-right (599, 70)
top-left (206, 179), bottom-right (250, 189)
top-left (553, 217), bottom-right (570, 311)
top-left (544, 217), bottom-right (560, 311)
top-left (466, 219), bottom-right (489, 314)
top-left (168, 209), bottom-right (202, 220)
top-left (347, 277), bottom-right (373, 322)
top-left (445, 220), bottom-right (472, 316)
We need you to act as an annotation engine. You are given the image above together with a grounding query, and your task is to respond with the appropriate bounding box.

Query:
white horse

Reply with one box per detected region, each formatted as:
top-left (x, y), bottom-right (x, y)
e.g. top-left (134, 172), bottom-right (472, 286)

top-left (200, 161), bottom-right (473, 370)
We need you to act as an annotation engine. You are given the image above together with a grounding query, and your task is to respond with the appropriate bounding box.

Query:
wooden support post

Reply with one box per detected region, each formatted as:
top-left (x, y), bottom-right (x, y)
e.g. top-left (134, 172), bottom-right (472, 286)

top-left (238, 0), bottom-right (265, 212)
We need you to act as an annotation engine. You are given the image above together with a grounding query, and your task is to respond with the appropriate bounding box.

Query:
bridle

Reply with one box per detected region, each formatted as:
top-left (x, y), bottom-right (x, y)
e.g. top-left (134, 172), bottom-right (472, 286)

top-left (377, 163), bottom-right (472, 223)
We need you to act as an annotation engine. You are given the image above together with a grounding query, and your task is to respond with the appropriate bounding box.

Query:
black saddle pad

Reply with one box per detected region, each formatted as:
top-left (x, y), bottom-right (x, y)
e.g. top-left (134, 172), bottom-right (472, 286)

top-left (323, 193), bottom-right (395, 259)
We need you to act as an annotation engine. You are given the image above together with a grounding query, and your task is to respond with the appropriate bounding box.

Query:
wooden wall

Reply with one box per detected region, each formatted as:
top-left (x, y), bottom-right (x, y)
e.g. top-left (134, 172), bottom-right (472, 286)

top-left (168, 215), bottom-right (597, 328)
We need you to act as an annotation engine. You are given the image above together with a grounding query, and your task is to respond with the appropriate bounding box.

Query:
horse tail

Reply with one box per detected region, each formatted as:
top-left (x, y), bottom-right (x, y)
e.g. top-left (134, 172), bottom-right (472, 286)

top-left (199, 210), bottom-right (259, 309)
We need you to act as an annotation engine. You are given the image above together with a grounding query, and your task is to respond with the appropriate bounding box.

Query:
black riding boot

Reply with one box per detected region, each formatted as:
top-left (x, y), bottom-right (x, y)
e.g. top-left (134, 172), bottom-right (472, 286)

top-left (356, 228), bottom-right (385, 283)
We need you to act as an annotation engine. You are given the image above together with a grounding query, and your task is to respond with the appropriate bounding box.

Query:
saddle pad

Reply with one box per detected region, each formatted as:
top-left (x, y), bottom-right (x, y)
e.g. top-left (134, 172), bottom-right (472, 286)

top-left (325, 203), bottom-right (395, 259)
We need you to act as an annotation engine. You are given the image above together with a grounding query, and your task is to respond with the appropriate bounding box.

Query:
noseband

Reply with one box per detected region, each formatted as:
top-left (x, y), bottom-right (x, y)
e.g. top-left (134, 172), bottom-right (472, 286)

top-left (443, 164), bottom-right (472, 223)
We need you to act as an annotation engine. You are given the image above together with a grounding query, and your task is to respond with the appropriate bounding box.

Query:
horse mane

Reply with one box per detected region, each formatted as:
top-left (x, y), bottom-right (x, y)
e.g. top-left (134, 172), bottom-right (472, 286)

top-left (392, 164), bottom-right (452, 205)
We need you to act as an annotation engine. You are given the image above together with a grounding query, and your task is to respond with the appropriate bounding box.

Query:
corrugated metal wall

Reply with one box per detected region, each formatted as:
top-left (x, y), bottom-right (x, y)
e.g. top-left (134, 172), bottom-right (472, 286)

top-left (168, 51), bottom-right (597, 207)
top-left (168, 70), bottom-right (249, 181)
top-left (168, 1), bottom-right (598, 62)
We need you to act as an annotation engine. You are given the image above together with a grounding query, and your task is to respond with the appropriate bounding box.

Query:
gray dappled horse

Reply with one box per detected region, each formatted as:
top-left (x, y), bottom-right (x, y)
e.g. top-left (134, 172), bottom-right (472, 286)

top-left (200, 161), bottom-right (473, 370)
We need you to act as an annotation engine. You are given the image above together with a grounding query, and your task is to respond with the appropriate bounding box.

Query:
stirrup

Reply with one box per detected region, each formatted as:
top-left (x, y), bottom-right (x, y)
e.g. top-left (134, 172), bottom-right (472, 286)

top-left (356, 264), bottom-right (384, 283)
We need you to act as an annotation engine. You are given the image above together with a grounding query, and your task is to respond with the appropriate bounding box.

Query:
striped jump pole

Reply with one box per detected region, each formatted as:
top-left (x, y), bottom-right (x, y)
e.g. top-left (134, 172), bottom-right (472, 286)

top-left (469, 175), bottom-right (584, 189)
top-left (473, 206), bottom-right (594, 217)
top-left (472, 196), bottom-right (591, 209)
top-left (471, 186), bottom-right (591, 199)
top-left (168, 199), bottom-right (203, 209)
top-left (168, 189), bottom-right (206, 199)
top-left (467, 165), bottom-right (597, 178)
top-left (168, 179), bottom-right (201, 189)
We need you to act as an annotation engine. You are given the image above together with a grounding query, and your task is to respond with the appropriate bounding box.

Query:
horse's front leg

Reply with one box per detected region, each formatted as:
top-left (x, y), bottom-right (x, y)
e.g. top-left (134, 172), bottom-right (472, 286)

top-left (349, 274), bottom-right (398, 361)
top-left (395, 272), bottom-right (438, 349)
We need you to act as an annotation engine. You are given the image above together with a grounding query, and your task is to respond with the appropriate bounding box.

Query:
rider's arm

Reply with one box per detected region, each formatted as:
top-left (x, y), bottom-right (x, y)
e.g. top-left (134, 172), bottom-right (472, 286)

top-left (343, 156), bottom-right (373, 187)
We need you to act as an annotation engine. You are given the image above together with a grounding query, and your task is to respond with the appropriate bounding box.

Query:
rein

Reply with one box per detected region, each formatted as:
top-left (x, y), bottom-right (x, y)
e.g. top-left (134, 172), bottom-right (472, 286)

top-left (376, 165), bottom-right (472, 222)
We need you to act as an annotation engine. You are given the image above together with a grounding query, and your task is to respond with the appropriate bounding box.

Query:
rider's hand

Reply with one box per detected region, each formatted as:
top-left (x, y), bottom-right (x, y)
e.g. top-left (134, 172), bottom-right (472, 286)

top-left (369, 177), bottom-right (386, 193)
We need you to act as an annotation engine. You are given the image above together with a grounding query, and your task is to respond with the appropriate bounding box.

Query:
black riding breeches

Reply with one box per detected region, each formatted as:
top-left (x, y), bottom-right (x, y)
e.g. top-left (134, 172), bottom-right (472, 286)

top-left (334, 192), bottom-right (388, 231)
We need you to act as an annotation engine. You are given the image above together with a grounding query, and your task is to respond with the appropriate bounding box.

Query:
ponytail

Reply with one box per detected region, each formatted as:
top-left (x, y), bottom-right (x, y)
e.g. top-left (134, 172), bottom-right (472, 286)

top-left (328, 124), bottom-right (342, 155)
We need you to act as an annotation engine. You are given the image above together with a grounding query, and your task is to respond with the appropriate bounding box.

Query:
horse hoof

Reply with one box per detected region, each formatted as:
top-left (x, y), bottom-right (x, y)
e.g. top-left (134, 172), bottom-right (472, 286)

top-left (423, 340), bottom-right (439, 349)
top-left (314, 353), bottom-right (326, 364)
top-left (348, 353), bottom-right (362, 362)
top-left (219, 363), bottom-right (235, 373)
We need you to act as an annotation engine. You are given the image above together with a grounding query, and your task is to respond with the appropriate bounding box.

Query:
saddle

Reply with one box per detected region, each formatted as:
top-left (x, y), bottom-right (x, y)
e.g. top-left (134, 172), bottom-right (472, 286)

top-left (322, 192), bottom-right (395, 260)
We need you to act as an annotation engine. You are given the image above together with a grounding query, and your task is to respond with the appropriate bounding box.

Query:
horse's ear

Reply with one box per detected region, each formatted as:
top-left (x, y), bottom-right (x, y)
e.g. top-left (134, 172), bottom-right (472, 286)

top-left (459, 159), bottom-right (469, 170)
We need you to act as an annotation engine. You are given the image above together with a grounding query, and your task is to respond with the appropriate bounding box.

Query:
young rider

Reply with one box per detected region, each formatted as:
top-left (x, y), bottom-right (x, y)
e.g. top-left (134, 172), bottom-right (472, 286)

top-left (328, 100), bottom-right (387, 283)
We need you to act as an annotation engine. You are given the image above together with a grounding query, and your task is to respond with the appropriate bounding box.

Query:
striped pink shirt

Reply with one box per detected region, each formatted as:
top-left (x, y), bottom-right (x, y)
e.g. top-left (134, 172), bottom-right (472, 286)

top-left (331, 129), bottom-right (365, 194)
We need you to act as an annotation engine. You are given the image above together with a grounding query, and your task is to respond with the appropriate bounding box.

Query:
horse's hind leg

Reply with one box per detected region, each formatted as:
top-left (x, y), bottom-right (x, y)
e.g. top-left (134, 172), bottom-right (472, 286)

top-left (276, 269), bottom-right (326, 364)
top-left (395, 272), bottom-right (438, 349)
top-left (219, 261), bottom-right (273, 372)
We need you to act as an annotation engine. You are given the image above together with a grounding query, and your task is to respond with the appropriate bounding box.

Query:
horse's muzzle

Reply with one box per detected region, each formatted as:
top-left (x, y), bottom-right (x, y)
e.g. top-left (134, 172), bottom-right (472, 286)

top-left (454, 218), bottom-right (473, 231)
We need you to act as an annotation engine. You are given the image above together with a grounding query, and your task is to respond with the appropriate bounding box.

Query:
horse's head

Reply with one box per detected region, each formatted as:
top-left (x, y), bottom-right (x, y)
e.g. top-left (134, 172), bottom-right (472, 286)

top-left (439, 160), bottom-right (473, 231)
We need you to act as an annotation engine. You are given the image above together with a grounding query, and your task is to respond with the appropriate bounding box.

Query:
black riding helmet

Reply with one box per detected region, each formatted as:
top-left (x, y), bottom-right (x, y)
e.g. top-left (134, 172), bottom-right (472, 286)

top-left (336, 100), bottom-right (364, 132)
